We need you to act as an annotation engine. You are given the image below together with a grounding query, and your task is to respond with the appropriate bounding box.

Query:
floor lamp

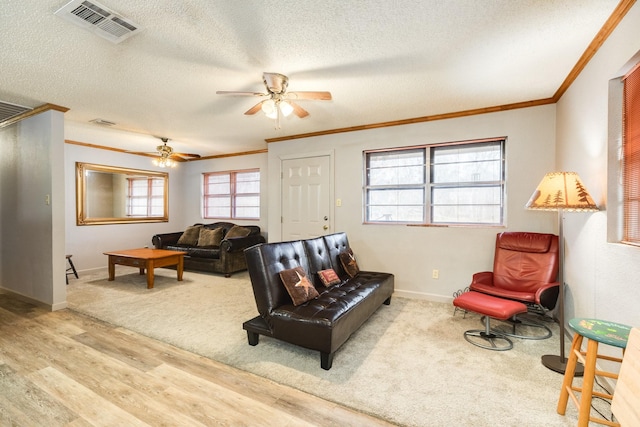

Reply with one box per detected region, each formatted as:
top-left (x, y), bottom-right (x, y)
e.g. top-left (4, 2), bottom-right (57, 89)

top-left (525, 172), bottom-right (598, 375)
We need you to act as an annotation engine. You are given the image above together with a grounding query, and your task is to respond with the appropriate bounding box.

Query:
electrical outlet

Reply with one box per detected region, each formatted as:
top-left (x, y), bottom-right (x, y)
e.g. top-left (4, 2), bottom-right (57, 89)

top-left (336, 198), bottom-right (342, 207)
top-left (432, 269), bottom-right (439, 279)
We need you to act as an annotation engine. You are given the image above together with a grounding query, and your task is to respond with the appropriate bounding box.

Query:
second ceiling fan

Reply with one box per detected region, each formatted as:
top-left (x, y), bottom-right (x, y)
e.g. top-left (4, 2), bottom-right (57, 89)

top-left (216, 72), bottom-right (332, 127)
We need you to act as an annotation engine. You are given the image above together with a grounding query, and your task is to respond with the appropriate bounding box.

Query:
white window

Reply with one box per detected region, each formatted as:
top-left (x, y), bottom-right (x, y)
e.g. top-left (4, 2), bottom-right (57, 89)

top-left (364, 139), bottom-right (505, 225)
top-left (127, 177), bottom-right (165, 217)
top-left (203, 169), bottom-right (260, 219)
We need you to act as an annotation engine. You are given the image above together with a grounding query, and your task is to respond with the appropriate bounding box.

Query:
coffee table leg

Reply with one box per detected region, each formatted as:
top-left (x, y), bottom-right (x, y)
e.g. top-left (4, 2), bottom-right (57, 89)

top-left (177, 256), bottom-right (184, 281)
top-left (146, 260), bottom-right (154, 289)
top-left (108, 256), bottom-right (115, 281)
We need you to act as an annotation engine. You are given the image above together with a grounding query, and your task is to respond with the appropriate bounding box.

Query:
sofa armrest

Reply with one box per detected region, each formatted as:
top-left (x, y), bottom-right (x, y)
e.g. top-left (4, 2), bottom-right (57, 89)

top-left (152, 231), bottom-right (183, 249)
top-left (221, 234), bottom-right (266, 252)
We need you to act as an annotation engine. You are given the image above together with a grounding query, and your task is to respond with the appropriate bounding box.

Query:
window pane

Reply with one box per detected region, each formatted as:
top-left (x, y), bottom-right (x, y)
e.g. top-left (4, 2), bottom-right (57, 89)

top-left (368, 188), bottom-right (424, 205)
top-left (432, 204), bottom-right (501, 224)
top-left (367, 205), bottom-right (424, 222)
top-left (236, 181), bottom-right (260, 194)
top-left (368, 165), bottom-right (425, 185)
top-left (237, 171), bottom-right (260, 182)
top-left (368, 150), bottom-right (425, 186)
top-left (432, 186), bottom-right (502, 204)
top-left (367, 188), bottom-right (424, 222)
top-left (235, 207), bottom-right (260, 219)
top-left (432, 159), bottom-right (502, 183)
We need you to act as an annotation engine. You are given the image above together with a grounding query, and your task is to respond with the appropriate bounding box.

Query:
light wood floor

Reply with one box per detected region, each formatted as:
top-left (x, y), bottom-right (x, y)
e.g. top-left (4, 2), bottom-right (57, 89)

top-left (0, 293), bottom-right (396, 427)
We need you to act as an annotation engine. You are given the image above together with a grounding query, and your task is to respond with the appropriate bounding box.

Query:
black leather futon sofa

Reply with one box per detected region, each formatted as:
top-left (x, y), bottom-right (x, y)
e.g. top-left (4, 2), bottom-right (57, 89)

top-left (242, 232), bottom-right (394, 369)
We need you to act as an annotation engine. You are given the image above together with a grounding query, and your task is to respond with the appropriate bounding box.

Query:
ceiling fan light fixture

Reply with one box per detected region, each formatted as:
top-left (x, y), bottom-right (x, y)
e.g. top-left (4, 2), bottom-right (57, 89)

top-left (261, 99), bottom-right (277, 118)
top-left (152, 156), bottom-right (176, 168)
top-left (279, 100), bottom-right (294, 117)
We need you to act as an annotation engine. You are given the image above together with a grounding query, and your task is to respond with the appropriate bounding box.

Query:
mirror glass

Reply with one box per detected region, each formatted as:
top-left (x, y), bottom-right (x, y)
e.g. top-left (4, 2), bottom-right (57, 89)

top-left (76, 162), bottom-right (169, 225)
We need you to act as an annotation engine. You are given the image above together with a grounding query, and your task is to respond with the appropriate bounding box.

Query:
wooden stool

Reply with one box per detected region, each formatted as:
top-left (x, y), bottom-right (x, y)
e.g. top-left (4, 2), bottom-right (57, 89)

top-left (557, 318), bottom-right (631, 427)
top-left (66, 254), bottom-right (78, 284)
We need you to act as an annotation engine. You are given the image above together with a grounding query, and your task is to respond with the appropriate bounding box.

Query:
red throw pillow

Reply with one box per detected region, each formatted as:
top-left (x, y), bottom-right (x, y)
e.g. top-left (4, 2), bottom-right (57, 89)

top-left (318, 269), bottom-right (341, 286)
top-left (279, 267), bottom-right (320, 306)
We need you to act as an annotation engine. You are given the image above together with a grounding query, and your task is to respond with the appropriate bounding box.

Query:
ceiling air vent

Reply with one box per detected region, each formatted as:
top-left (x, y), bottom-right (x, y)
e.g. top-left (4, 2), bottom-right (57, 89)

top-left (54, 0), bottom-right (142, 44)
top-left (0, 101), bottom-right (32, 124)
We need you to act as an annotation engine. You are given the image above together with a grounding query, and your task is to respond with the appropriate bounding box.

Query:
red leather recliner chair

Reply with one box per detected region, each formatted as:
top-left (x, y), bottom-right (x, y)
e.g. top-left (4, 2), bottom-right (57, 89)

top-left (468, 231), bottom-right (560, 339)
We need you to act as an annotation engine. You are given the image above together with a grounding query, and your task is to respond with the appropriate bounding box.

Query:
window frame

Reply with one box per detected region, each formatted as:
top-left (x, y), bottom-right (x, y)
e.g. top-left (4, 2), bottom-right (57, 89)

top-left (364, 138), bottom-right (506, 226)
top-left (203, 169), bottom-right (260, 220)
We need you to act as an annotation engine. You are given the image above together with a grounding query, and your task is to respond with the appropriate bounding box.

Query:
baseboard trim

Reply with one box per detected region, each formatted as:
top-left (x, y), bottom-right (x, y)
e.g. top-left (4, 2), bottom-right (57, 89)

top-left (393, 289), bottom-right (453, 304)
top-left (0, 287), bottom-right (67, 311)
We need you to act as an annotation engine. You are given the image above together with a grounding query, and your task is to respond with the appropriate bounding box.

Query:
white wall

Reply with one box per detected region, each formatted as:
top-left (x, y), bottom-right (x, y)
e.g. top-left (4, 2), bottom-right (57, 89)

top-left (556, 3), bottom-right (640, 331)
top-left (0, 110), bottom-right (66, 310)
top-left (268, 105), bottom-right (557, 301)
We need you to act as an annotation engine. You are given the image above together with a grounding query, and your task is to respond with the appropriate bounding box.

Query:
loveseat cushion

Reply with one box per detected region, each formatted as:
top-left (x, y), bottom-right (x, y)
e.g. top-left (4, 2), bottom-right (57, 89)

top-left (177, 225), bottom-right (202, 245)
top-left (197, 227), bottom-right (223, 247)
top-left (226, 225), bottom-right (251, 238)
top-left (165, 245), bottom-right (221, 259)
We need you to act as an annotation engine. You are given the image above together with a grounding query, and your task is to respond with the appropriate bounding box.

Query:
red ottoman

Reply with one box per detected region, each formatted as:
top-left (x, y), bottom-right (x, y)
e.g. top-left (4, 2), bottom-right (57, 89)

top-left (453, 291), bottom-right (528, 350)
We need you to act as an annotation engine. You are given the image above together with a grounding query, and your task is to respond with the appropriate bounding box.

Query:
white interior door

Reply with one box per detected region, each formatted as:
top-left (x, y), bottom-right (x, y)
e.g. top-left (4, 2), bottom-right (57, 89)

top-left (281, 155), bottom-right (332, 241)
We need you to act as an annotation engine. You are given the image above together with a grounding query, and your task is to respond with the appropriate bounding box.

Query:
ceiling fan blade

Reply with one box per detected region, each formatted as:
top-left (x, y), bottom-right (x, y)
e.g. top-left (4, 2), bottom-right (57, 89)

top-left (288, 101), bottom-right (309, 118)
top-left (216, 90), bottom-right (267, 97)
top-left (244, 101), bottom-right (265, 115)
top-left (263, 72), bottom-right (288, 94)
top-left (287, 91), bottom-right (332, 101)
top-left (127, 151), bottom-right (157, 156)
top-left (170, 152), bottom-right (201, 160)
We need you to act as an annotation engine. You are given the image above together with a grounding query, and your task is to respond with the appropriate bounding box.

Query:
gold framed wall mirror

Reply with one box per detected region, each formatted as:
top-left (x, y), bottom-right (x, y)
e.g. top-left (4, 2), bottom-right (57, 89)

top-left (76, 162), bottom-right (169, 225)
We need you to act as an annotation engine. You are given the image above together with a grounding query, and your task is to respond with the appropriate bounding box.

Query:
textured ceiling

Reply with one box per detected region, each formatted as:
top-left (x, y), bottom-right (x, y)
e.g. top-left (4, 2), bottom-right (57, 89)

top-left (0, 0), bottom-right (622, 157)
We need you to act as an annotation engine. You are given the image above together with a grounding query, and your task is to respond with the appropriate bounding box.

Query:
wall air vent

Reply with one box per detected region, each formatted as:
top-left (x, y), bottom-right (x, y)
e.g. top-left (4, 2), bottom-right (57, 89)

top-left (0, 101), bottom-right (32, 124)
top-left (54, 0), bottom-right (142, 44)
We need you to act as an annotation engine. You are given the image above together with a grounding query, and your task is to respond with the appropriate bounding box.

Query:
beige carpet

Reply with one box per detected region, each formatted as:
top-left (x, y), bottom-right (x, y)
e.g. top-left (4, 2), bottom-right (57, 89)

top-left (66, 267), bottom-right (599, 426)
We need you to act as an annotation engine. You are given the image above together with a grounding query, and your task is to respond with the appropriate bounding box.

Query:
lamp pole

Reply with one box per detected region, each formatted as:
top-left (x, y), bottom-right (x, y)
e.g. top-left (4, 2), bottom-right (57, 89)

top-left (540, 209), bottom-right (583, 375)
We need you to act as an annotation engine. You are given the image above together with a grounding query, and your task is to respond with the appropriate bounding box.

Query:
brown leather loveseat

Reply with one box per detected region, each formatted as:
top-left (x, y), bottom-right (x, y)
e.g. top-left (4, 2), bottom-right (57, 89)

top-left (242, 232), bottom-right (394, 370)
top-left (152, 222), bottom-right (265, 277)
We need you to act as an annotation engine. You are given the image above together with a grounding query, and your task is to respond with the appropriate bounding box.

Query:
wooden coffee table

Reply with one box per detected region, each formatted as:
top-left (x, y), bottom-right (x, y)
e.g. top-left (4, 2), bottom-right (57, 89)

top-left (104, 248), bottom-right (185, 289)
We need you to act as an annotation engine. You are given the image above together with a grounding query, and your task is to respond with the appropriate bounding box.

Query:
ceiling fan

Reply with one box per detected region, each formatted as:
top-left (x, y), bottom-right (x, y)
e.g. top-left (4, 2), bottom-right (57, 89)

top-left (216, 72), bottom-right (332, 127)
top-left (131, 137), bottom-right (201, 168)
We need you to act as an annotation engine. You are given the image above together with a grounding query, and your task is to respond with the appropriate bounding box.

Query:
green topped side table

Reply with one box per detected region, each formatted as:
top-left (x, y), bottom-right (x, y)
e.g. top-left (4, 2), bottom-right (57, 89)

top-left (557, 318), bottom-right (631, 427)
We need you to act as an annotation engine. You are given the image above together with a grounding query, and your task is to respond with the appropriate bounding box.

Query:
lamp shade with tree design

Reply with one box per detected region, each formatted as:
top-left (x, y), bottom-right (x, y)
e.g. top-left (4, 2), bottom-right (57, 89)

top-left (526, 172), bottom-right (598, 212)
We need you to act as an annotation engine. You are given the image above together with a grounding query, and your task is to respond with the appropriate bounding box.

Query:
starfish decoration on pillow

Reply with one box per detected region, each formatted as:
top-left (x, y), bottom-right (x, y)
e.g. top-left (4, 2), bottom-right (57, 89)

top-left (294, 270), bottom-right (315, 296)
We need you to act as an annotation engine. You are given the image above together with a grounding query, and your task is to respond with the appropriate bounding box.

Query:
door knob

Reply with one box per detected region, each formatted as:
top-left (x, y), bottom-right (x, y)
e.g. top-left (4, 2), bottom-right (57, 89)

top-left (323, 225), bottom-right (329, 230)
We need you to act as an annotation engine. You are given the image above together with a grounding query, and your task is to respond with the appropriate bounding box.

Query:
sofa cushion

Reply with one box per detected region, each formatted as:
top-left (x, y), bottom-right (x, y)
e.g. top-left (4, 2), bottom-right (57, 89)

top-left (197, 227), bottom-right (223, 247)
top-left (226, 225), bottom-right (251, 238)
top-left (165, 245), bottom-right (221, 259)
top-left (279, 266), bottom-right (320, 306)
top-left (177, 225), bottom-right (202, 245)
top-left (339, 249), bottom-right (360, 278)
top-left (318, 269), bottom-right (341, 286)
